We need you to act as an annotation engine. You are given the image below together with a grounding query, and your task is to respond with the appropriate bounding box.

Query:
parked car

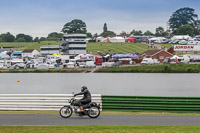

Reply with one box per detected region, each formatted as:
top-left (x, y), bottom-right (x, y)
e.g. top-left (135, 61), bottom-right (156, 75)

top-left (102, 62), bottom-right (115, 67)
top-left (66, 62), bottom-right (75, 68)
top-left (187, 41), bottom-right (200, 45)
top-left (78, 62), bottom-right (86, 68)
top-left (86, 61), bottom-right (96, 68)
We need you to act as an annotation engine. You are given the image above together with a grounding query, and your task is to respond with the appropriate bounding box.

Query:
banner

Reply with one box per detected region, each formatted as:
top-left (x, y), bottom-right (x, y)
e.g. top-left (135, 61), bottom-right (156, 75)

top-left (174, 45), bottom-right (200, 51)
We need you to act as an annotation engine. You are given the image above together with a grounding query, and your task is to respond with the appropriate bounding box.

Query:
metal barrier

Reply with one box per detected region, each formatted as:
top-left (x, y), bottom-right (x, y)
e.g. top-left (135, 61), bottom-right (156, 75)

top-left (102, 95), bottom-right (200, 113)
top-left (0, 94), bottom-right (102, 111)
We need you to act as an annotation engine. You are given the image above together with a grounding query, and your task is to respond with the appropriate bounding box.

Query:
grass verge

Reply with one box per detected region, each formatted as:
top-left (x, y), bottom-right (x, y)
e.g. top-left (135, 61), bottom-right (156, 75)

top-left (96, 64), bottom-right (200, 73)
top-left (0, 125), bottom-right (200, 133)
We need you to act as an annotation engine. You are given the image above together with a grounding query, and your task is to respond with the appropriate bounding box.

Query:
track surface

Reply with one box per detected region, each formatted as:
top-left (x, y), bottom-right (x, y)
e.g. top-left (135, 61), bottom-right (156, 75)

top-left (0, 114), bottom-right (200, 126)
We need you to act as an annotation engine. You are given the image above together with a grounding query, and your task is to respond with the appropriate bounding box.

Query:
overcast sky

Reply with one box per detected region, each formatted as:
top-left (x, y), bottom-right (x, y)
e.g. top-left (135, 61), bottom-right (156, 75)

top-left (0, 0), bottom-right (200, 38)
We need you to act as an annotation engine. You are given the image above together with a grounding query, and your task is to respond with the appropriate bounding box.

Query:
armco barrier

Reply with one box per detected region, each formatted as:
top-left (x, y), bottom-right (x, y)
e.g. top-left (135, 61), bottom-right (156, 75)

top-left (102, 95), bottom-right (200, 113)
top-left (0, 94), bottom-right (102, 111)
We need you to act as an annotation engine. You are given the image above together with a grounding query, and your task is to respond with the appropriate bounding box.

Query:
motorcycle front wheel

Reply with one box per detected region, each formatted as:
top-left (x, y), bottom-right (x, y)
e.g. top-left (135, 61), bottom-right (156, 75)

top-left (87, 106), bottom-right (100, 118)
top-left (59, 106), bottom-right (73, 118)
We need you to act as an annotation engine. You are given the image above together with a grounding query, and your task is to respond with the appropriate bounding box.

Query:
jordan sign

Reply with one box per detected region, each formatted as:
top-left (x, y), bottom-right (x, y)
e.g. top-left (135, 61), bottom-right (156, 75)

top-left (174, 45), bottom-right (200, 51)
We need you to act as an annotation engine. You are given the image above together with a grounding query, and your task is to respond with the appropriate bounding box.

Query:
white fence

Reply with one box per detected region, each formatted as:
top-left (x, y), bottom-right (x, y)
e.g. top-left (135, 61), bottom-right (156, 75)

top-left (0, 94), bottom-right (102, 111)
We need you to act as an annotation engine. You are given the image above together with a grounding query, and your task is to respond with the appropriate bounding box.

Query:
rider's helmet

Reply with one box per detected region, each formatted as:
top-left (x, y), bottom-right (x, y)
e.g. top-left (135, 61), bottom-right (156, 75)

top-left (81, 86), bottom-right (87, 92)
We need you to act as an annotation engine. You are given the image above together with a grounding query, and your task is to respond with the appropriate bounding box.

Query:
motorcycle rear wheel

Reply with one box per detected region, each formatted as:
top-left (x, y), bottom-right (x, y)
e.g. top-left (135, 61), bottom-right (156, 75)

top-left (59, 106), bottom-right (72, 118)
top-left (87, 106), bottom-right (100, 118)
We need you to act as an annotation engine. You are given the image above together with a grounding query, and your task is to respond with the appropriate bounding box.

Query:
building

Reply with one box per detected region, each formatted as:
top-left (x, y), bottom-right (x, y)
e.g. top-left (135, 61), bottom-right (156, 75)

top-left (141, 50), bottom-right (173, 63)
top-left (40, 45), bottom-right (60, 56)
top-left (22, 49), bottom-right (40, 58)
top-left (60, 34), bottom-right (86, 55)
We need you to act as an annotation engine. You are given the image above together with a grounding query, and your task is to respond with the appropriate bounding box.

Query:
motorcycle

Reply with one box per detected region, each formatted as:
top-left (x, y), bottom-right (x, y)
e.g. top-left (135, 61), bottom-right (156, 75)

top-left (59, 94), bottom-right (101, 118)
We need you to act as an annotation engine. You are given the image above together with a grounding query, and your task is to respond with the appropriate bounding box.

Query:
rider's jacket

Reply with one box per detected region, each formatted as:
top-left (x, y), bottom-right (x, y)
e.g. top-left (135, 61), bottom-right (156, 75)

top-left (75, 89), bottom-right (91, 100)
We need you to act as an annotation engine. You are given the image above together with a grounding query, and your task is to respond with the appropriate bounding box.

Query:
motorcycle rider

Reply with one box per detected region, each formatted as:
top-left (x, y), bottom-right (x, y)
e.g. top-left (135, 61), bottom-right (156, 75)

top-left (74, 86), bottom-right (91, 112)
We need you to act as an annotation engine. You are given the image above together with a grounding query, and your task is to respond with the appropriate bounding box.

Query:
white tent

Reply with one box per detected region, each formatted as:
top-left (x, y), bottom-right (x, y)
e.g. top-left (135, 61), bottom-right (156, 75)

top-left (109, 37), bottom-right (125, 43)
top-left (171, 35), bottom-right (191, 41)
top-left (96, 36), bottom-right (105, 42)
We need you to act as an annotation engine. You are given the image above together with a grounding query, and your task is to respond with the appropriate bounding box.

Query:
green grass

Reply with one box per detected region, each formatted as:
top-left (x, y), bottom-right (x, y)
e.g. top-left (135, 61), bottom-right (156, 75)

top-left (0, 125), bottom-right (200, 133)
top-left (0, 41), bottom-right (60, 51)
top-left (0, 41), bottom-right (153, 54)
top-left (157, 43), bottom-right (174, 49)
top-left (96, 64), bottom-right (200, 73)
top-left (87, 42), bottom-right (154, 54)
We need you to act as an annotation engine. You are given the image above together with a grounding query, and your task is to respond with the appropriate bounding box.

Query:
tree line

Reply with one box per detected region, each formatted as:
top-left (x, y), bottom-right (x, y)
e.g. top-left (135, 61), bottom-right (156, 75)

top-left (61, 7), bottom-right (200, 38)
top-left (0, 7), bottom-right (199, 42)
top-left (0, 32), bottom-right (63, 43)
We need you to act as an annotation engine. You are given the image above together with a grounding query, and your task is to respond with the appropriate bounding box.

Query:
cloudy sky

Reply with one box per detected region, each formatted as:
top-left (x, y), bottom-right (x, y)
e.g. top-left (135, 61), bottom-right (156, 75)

top-left (0, 0), bottom-right (199, 38)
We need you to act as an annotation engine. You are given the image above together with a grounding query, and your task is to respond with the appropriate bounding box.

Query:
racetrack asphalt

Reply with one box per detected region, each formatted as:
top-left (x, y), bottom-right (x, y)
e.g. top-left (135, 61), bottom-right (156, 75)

top-left (0, 114), bottom-right (200, 126)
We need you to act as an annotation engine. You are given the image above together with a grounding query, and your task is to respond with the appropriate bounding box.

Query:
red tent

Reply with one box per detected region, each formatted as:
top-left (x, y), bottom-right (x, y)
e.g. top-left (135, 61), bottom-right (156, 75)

top-left (104, 37), bottom-right (110, 42)
top-left (127, 38), bottom-right (136, 43)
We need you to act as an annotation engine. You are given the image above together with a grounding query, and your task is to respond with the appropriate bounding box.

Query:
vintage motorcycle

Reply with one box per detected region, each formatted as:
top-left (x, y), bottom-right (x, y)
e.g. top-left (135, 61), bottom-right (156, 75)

top-left (59, 94), bottom-right (101, 118)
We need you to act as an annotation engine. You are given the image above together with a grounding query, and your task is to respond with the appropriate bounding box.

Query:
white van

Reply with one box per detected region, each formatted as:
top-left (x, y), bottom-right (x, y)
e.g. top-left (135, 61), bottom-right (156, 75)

top-left (141, 58), bottom-right (154, 65)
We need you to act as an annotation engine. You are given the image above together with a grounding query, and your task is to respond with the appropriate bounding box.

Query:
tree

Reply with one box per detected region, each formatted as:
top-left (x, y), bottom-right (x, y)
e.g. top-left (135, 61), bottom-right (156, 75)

top-left (86, 32), bottom-right (92, 38)
top-left (24, 35), bottom-right (33, 42)
top-left (93, 33), bottom-right (98, 38)
top-left (34, 37), bottom-right (39, 42)
top-left (103, 23), bottom-right (108, 32)
top-left (120, 31), bottom-right (127, 36)
top-left (143, 30), bottom-right (154, 36)
top-left (168, 7), bottom-right (198, 33)
top-left (47, 32), bottom-right (63, 41)
top-left (16, 34), bottom-right (33, 42)
top-left (155, 26), bottom-right (166, 37)
top-left (100, 31), bottom-right (116, 37)
top-left (176, 24), bottom-right (195, 36)
top-left (62, 19), bottom-right (87, 34)
top-left (194, 20), bottom-right (200, 35)
top-left (130, 30), bottom-right (143, 36)
top-left (100, 23), bottom-right (116, 37)
top-left (40, 37), bottom-right (46, 41)
top-left (16, 37), bottom-right (25, 42)
top-left (0, 32), bottom-right (15, 42)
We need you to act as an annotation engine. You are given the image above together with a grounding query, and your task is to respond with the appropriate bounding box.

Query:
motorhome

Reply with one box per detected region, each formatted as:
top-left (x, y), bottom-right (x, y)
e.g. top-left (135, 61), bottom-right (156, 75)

top-left (141, 58), bottom-right (160, 65)
top-left (170, 55), bottom-right (189, 64)
top-left (148, 37), bottom-right (169, 43)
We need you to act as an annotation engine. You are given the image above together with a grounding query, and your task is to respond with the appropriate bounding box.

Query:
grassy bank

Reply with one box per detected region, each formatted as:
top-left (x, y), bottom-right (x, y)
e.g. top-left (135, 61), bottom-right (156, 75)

top-left (96, 64), bottom-right (200, 73)
top-left (0, 68), bottom-right (87, 73)
top-left (157, 43), bottom-right (174, 49)
top-left (0, 41), bottom-right (153, 54)
top-left (0, 125), bottom-right (199, 133)
top-left (0, 41), bottom-right (59, 51)
top-left (87, 42), bottom-right (153, 54)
